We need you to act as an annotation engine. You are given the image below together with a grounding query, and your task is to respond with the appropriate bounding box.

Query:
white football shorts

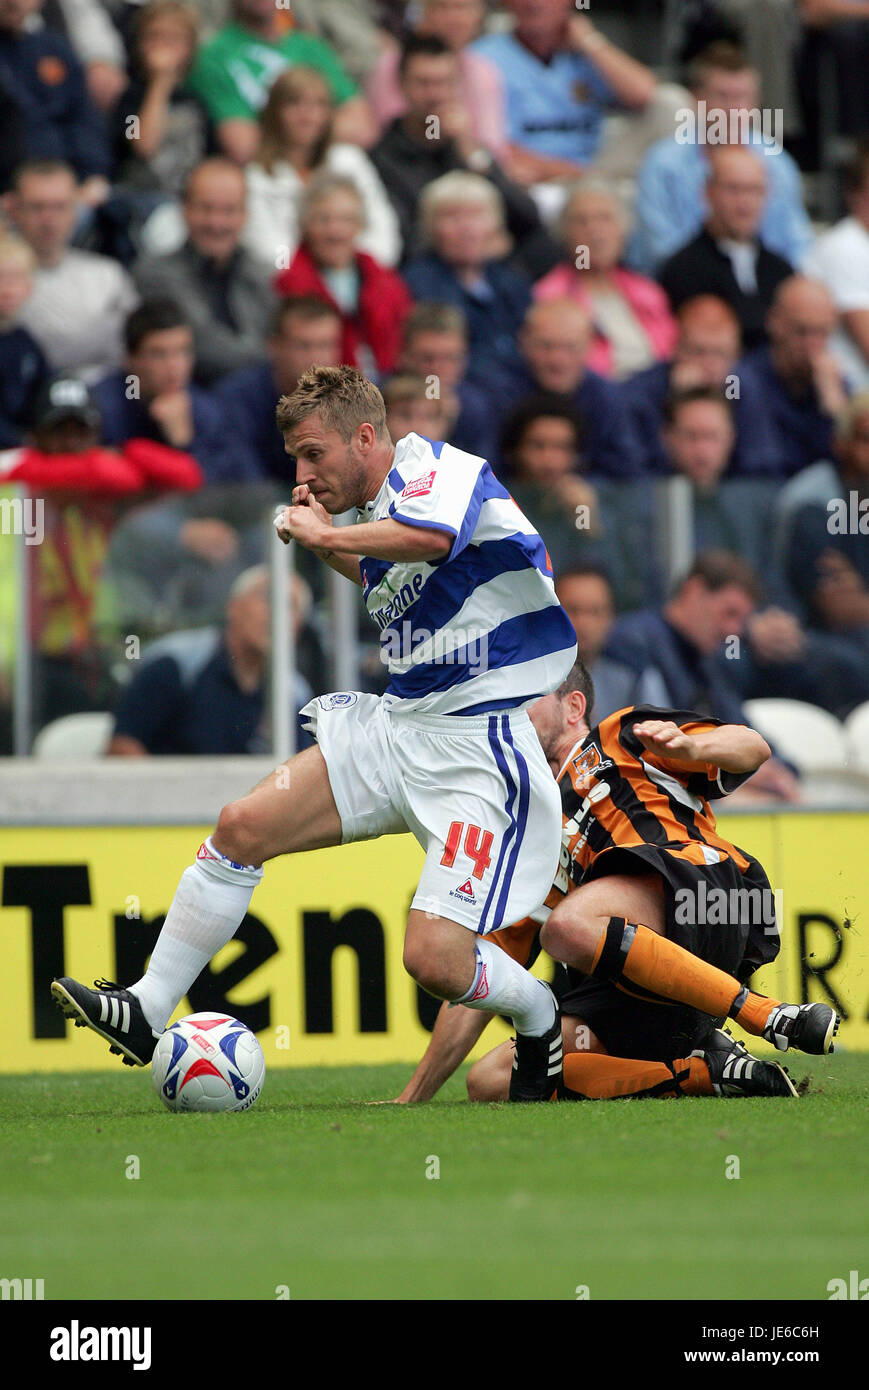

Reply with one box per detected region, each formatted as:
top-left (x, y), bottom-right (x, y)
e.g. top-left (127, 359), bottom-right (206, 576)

top-left (300, 692), bottom-right (562, 933)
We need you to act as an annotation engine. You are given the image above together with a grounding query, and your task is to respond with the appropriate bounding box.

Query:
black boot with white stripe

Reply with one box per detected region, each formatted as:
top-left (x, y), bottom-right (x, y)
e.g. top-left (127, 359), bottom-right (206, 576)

top-left (700, 1035), bottom-right (798, 1098)
top-left (762, 1001), bottom-right (839, 1055)
top-left (509, 985), bottom-right (563, 1102)
top-left (51, 977), bottom-right (161, 1066)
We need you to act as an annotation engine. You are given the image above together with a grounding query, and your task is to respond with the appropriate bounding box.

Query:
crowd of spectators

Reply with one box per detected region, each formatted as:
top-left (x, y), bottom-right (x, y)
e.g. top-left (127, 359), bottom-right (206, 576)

top-left (2, 0), bottom-right (869, 781)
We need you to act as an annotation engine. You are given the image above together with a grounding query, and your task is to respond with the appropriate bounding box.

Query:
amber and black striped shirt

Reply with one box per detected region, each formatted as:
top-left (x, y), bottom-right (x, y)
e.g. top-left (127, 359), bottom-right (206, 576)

top-left (491, 705), bottom-right (753, 966)
top-left (556, 705), bottom-right (754, 889)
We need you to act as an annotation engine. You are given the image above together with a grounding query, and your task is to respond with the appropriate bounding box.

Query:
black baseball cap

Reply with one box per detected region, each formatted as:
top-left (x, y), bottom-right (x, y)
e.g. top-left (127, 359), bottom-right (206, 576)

top-left (34, 376), bottom-right (101, 431)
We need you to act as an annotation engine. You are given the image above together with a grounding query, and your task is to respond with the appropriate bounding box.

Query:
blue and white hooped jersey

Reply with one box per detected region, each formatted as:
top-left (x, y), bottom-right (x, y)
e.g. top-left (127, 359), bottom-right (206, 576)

top-left (356, 433), bottom-right (577, 715)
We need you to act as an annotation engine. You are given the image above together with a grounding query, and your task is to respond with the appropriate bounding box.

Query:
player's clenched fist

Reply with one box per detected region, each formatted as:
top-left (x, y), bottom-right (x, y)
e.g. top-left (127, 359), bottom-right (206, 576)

top-left (273, 485), bottom-right (334, 555)
top-left (632, 719), bottom-right (698, 761)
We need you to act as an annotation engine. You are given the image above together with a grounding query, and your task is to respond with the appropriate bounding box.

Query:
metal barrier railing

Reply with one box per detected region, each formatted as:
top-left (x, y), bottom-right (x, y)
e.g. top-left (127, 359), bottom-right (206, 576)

top-left (4, 484), bottom-right (367, 762)
top-left (4, 475), bottom-right (759, 759)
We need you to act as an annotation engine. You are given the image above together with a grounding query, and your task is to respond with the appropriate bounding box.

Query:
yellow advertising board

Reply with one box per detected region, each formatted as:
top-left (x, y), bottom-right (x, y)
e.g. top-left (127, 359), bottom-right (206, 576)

top-left (0, 814), bottom-right (867, 1073)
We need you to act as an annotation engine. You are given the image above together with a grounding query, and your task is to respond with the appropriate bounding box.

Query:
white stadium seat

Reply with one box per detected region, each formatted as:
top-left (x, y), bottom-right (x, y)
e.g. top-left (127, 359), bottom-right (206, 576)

top-left (844, 701), bottom-right (869, 775)
top-left (32, 712), bottom-right (114, 760)
top-left (743, 699), bottom-right (849, 775)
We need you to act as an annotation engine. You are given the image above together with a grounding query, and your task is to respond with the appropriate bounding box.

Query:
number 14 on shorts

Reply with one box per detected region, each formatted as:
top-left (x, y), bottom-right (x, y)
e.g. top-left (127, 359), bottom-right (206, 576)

top-left (440, 821), bottom-right (494, 879)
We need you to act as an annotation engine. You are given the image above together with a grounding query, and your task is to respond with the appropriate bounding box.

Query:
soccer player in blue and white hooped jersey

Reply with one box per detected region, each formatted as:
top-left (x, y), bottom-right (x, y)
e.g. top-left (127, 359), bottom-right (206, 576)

top-left (51, 367), bottom-right (577, 1100)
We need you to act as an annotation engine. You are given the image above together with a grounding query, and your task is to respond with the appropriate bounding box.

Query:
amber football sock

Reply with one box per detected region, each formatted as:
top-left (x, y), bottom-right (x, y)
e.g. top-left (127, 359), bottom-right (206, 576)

top-left (560, 1052), bottom-right (713, 1100)
top-left (590, 919), bottom-right (782, 1037)
top-left (674, 1055), bottom-right (715, 1096)
top-left (729, 984), bottom-right (784, 1035)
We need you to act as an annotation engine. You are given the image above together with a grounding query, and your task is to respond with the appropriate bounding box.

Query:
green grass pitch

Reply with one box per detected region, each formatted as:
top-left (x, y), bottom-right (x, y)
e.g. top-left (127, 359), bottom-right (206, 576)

top-left (2, 1056), bottom-right (868, 1302)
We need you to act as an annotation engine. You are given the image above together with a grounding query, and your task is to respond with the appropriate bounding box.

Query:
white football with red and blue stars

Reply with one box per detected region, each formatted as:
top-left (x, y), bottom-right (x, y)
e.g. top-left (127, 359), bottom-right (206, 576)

top-left (152, 1013), bottom-right (265, 1113)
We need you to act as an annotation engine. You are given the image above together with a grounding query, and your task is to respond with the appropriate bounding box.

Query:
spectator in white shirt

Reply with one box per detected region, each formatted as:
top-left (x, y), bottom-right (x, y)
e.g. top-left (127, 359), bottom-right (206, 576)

top-left (243, 65), bottom-right (401, 269)
top-left (802, 138), bottom-right (869, 388)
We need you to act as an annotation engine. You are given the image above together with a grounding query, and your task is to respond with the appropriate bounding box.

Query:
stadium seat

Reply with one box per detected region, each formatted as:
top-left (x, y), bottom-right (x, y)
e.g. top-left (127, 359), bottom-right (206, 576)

top-left (844, 701), bottom-right (869, 775)
top-left (743, 699), bottom-right (849, 774)
top-left (32, 712), bottom-right (114, 760)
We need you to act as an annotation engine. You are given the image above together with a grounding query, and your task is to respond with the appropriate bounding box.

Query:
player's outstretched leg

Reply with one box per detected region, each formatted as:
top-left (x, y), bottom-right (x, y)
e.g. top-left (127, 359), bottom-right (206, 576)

top-left (404, 919), bottom-right (563, 1101)
top-left (467, 1027), bottom-right (797, 1101)
top-left (52, 746), bottom-right (343, 1064)
top-left (51, 831), bottom-right (263, 1066)
top-left (559, 1033), bottom-right (797, 1099)
top-left (468, 1041), bottom-right (705, 1102)
top-left (543, 907), bottom-right (840, 1056)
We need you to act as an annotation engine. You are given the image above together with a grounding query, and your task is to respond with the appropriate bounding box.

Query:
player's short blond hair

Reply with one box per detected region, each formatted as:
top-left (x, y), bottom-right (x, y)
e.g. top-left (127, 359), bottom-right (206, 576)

top-left (275, 365), bottom-right (388, 442)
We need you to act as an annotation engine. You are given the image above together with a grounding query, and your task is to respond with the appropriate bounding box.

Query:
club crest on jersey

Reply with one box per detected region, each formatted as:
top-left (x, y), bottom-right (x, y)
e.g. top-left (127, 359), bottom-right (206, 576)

top-left (317, 692), bottom-right (358, 710)
top-left (400, 470), bottom-right (436, 501)
top-left (569, 742), bottom-right (614, 791)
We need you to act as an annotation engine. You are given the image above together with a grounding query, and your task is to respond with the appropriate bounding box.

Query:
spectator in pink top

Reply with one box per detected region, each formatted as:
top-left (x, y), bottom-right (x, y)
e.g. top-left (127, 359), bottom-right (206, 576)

top-left (534, 179), bottom-right (678, 380)
top-left (365, 0), bottom-right (507, 158)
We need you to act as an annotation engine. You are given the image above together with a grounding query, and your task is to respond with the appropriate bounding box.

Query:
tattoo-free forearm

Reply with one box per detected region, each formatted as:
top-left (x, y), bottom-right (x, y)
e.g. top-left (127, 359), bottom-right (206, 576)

top-left (329, 517), bottom-right (452, 564)
top-left (688, 726), bottom-right (771, 774)
top-left (395, 1002), bottom-right (492, 1103)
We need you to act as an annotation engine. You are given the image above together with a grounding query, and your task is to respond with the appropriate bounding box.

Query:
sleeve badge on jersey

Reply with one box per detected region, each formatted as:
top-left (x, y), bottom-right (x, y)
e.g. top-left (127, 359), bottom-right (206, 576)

top-left (400, 470), bottom-right (436, 501)
top-left (317, 692), bottom-right (358, 710)
top-left (570, 742), bottom-right (614, 791)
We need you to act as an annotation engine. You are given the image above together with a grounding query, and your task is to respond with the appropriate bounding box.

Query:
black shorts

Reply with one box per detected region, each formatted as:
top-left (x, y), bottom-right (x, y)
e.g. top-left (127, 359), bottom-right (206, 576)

top-left (550, 842), bottom-right (779, 1060)
top-left (584, 843), bottom-right (780, 978)
top-left (553, 966), bottom-right (719, 1061)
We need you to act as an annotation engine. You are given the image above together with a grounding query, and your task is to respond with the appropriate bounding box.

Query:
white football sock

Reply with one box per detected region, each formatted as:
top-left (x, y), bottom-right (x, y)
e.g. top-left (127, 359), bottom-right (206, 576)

top-left (453, 938), bottom-right (556, 1037)
top-left (128, 838), bottom-right (263, 1031)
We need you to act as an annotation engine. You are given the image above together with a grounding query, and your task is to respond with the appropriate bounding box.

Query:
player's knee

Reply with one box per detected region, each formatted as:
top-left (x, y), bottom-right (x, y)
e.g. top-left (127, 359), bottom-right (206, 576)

top-left (541, 906), bottom-right (596, 971)
top-left (467, 1046), bottom-right (511, 1102)
top-left (466, 1058), bottom-right (488, 1102)
top-left (402, 936), bottom-right (439, 994)
top-left (402, 933), bottom-right (424, 982)
top-left (405, 914), bottom-right (477, 999)
top-left (539, 906), bottom-right (570, 958)
top-left (213, 799), bottom-right (264, 867)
